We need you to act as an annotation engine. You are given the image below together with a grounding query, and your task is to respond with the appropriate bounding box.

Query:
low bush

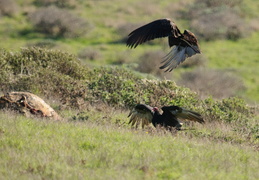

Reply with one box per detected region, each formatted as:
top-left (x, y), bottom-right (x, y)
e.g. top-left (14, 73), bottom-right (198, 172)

top-left (0, 48), bottom-right (254, 126)
top-left (201, 96), bottom-right (252, 125)
top-left (194, 0), bottom-right (243, 8)
top-left (136, 51), bottom-right (170, 78)
top-left (0, 0), bottom-right (18, 16)
top-left (27, 39), bottom-right (57, 49)
top-left (181, 0), bottom-right (250, 41)
top-left (29, 6), bottom-right (93, 38)
top-left (34, 0), bottom-right (77, 8)
top-left (111, 51), bottom-right (132, 65)
top-left (78, 47), bottom-right (102, 61)
top-left (190, 9), bottom-right (249, 41)
top-left (182, 0), bottom-right (243, 20)
top-left (178, 68), bottom-right (245, 99)
top-left (86, 67), bottom-right (199, 108)
top-left (0, 47), bottom-right (88, 93)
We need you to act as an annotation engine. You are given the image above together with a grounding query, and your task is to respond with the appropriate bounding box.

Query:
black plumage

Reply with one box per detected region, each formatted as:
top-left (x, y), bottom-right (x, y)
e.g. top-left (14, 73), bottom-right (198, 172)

top-left (126, 18), bottom-right (201, 71)
top-left (128, 104), bottom-right (204, 130)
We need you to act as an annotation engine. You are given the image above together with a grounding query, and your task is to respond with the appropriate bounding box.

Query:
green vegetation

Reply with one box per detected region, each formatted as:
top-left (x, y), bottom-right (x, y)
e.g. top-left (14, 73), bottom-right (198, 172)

top-left (0, 112), bottom-right (258, 180)
top-left (0, 0), bottom-right (259, 179)
top-left (203, 33), bottom-right (259, 101)
top-left (0, 0), bottom-right (259, 101)
top-left (0, 47), bottom-right (258, 179)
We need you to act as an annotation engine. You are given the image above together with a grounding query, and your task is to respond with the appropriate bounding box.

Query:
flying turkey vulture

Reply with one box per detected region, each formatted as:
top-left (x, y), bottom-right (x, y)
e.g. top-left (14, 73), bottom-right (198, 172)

top-left (126, 18), bottom-right (201, 72)
top-left (128, 104), bottom-right (204, 130)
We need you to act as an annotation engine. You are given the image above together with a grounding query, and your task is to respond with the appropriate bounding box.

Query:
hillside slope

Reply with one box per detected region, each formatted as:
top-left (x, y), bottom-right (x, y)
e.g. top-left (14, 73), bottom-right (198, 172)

top-left (0, 46), bottom-right (258, 179)
top-left (0, 0), bottom-right (259, 102)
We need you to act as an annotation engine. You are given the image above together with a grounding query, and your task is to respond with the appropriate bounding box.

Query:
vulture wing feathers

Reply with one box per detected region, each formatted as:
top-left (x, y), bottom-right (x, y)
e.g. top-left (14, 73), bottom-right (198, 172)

top-left (162, 106), bottom-right (204, 124)
top-left (126, 19), bottom-right (182, 48)
top-left (128, 104), bottom-right (154, 128)
top-left (128, 104), bottom-right (204, 130)
top-left (126, 18), bottom-right (201, 71)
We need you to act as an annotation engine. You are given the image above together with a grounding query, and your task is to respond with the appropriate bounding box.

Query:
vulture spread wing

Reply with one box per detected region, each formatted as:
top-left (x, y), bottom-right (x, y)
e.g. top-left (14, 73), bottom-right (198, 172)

top-left (126, 19), bottom-right (182, 49)
top-left (126, 18), bottom-right (201, 71)
top-left (128, 104), bottom-right (154, 128)
top-left (162, 106), bottom-right (204, 124)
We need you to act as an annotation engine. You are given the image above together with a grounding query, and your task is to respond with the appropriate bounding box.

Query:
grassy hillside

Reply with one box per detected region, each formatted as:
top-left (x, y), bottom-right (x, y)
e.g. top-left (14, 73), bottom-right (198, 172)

top-left (0, 47), bottom-right (258, 179)
top-left (0, 0), bottom-right (259, 102)
top-left (0, 0), bottom-right (259, 179)
top-left (1, 112), bottom-right (258, 180)
top-left (203, 32), bottom-right (259, 102)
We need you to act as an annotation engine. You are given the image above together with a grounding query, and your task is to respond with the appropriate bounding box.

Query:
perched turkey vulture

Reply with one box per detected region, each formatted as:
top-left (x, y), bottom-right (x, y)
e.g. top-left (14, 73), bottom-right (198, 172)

top-left (126, 18), bottom-right (201, 72)
top-left (128, 104), bottom-right (204, 130)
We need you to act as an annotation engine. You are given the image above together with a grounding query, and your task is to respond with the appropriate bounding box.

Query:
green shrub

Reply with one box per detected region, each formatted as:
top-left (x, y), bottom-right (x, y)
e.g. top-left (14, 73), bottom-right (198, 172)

top-left (86, 66), bottom-right (199, 108)
top-left (7, 47), bottom-right (87, 78)
top-left (0, 47), bottom-right (88, 93)
top-left (0, 48), bottom-right (254, 125)
top-left (202, 97), bottom-right (252, 122)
